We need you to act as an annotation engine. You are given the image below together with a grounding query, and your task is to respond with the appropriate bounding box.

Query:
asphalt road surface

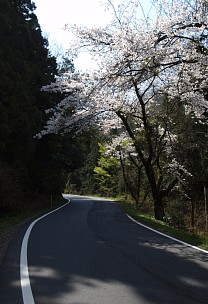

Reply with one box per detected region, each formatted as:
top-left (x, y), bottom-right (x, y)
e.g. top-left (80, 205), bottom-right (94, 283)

top-left (0, 195), bottom-right (208, 303)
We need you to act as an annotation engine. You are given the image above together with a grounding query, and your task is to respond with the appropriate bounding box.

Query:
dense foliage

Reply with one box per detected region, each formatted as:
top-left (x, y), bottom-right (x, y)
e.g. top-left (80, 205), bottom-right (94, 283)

top-left (1, 0), bottom-right (208, 237)
top-left (0, 0), bottom-right (67, 213)
top-left (38, 0), bottom-right (208, 234)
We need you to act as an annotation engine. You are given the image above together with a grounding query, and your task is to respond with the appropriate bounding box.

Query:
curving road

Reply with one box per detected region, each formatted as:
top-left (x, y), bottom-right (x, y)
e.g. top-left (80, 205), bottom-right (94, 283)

top-left (0, 195), bottom-right (208, 303)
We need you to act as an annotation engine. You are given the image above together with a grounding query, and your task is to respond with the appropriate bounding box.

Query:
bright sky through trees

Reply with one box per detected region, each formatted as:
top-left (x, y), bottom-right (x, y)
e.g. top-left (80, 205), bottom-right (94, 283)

top-left (34, 0), bottom-right (155, 70)
top-left (35, 0), bottom-right (208, 220)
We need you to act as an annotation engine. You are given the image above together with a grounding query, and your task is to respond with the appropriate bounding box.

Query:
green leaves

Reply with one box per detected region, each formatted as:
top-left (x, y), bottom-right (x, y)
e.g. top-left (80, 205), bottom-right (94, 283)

top-left (94, 143), bottom-right (120, 193)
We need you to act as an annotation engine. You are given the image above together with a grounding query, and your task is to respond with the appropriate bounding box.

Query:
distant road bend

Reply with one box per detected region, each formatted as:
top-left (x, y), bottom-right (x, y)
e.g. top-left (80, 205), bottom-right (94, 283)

top-left (0, 194), bottom-right (208, 304)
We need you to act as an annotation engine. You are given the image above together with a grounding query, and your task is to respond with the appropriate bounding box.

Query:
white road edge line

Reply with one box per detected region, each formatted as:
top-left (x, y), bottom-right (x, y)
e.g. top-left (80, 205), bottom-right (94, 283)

top-left (127, 214), bottom-right (208, 254)
top-left (20, 200), bottom-right (70, 304)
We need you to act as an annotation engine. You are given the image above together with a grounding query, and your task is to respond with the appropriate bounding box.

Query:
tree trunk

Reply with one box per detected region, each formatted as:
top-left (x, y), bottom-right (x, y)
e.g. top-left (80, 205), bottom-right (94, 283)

top-left (119, 150), bottom-right (141, 205)
top-left (190, 199), bottom-right (195, 233)
top-left (154, 196), bottom-right (165, 220)
top-left (144, 163), bottom-right (164, 220)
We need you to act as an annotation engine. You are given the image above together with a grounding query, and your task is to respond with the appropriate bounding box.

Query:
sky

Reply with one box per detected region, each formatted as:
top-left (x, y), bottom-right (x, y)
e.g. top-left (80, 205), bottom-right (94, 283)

top-left (33, 0), bottom-right (155, 70)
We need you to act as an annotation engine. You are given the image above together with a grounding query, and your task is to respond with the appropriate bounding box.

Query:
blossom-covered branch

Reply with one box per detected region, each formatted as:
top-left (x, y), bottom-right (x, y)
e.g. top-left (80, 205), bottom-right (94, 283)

top-left (37, 0), bottom-right (208, 219)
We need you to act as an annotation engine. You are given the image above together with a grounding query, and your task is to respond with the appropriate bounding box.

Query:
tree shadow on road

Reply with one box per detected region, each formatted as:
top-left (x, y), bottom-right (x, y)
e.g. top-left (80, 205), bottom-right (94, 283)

top-left (1, 198), bottom-right (208, 304)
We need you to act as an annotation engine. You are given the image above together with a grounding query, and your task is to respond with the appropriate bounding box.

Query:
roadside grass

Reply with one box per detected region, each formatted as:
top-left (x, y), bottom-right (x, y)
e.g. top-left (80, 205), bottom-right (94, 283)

top-left (118, 200), bottom-right (208, 251)
top-left (0, 209), bottom-right (46, 236)
top-left (8, 193), bottom-right (207, 252)
top-left (64, 194), bottom-right (208, 251)
top-left (0, 196), bottom-right (67, 235)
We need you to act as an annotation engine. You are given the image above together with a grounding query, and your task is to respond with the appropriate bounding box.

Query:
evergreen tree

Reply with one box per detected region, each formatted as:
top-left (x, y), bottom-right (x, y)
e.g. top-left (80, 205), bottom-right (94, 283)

top-left (0, 0), bottom-right (64, 213)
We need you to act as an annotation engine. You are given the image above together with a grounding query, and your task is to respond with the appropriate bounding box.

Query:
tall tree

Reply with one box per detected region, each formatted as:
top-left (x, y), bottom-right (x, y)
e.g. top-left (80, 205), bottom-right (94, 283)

top-left (37, 0), bottom-right (208, 220)
top-left (0, 0), bottom-right (64, 212)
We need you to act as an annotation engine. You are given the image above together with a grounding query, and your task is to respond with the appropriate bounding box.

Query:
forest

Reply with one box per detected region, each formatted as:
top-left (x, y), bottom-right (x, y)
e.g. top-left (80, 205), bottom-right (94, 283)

top-left (0, 0), bottom-right (69, 213)
top-left (0, 0), bottom-right (208, 237)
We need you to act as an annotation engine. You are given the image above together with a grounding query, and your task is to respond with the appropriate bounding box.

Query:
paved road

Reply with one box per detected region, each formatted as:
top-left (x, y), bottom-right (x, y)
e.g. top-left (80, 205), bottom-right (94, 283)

top-left (0, 195), bottom-right (208, 303)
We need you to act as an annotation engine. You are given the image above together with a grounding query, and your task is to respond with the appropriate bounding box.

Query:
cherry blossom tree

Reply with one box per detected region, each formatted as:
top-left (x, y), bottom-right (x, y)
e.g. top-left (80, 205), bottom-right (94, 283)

top-left (37, 0), bottom-right (208, 220)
